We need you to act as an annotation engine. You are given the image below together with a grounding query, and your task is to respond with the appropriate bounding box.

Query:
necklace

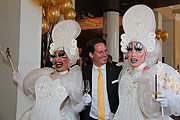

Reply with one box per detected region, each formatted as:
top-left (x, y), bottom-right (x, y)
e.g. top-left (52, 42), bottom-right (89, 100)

top-left (54, 70), bottom-right (69, 75)
top-left (133, 62), bottom-right (147, 70)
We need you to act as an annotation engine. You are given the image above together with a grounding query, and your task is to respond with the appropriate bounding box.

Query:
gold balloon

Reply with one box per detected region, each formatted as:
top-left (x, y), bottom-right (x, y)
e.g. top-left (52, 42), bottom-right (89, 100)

top-left (42, 18), bottom-right (50, 35)
top-left (155, 29), bottom-right (162, 34)
top-left (47, 5), bottom-right (61, 23)
top-left (155, 29), bottom-right (162, 40)
top-left (156, 34), bottom-right (161, 40)
top-left (51, 0), bottom-right (64, 6)
top-left (64, 8), bottom-right (76, 20)
top-left (60, 0), bottom-right (72, 14)
top-left (42, 7), bottom-right (46, 17)
top-left (33, 0), bottom-right (45, 6)
top-left (161, 31), bottom-right (169, 41)
top-left (45, 0), bottom-right (51, 4)
top-left (43, 0), bottom-right (52, 8)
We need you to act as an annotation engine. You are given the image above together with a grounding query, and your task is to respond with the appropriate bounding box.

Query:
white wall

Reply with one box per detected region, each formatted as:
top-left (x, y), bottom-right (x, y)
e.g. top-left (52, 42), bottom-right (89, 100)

top-left (0, 0), bottom-right (20, 119)
top-left (0, 0), bottom-right (42, 120)
top-left (162, 16), bottom-right (173, 66)
top-left (155, 11), bottom-right (173, 65)
top-left (174, 19), bottom-right (180, 69)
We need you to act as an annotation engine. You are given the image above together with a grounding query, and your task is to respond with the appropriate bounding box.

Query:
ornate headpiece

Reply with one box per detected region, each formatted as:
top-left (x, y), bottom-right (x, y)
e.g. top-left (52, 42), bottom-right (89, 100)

top-left (49, 20), bottom-right (81, 66)
top-left (121, 4), bottom-right (157, 53)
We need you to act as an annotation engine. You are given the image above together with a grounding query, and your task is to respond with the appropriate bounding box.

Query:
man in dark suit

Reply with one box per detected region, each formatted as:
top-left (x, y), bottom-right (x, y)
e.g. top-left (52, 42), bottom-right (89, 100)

top-left (80, 38), bottom-right (122, 120)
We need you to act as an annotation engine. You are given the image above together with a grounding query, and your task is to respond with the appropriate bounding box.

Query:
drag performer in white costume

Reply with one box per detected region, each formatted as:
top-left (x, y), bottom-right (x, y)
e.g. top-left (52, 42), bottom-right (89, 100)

top-left (13, 20), bottom-right (91, 120)
top-left (113, 5), bottom-right (180, 120)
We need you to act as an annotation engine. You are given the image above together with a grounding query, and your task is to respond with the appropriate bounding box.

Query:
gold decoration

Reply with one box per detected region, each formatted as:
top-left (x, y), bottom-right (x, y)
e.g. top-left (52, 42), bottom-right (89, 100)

top-left (60, 0), bottom-right (72, 14)
top-left (47, 4), bottom-right (61, 23)
top-left (156, 34), bottom-right (161, 40)
top-left (152, 92), bottom-right (162, 100)
top-left (157, 62), bottom-right (179, 94)
top-left (43, 0), bottom-right (52, 8)
top-left (155, 29), bottom-right (168, 41)
top-left (42, 7), bottom-right (46, 17)
top-left (32, 0), bottom-right (45, 6)
top-left (51, 0), bottom-right (64, 6)
top-left (64, 8), bottom-right (76, 20)
top-left (166, 71), bottom-right (179, 94)
top-left (161, 30), bottom-right (169, 41)
top-left (155, 29), bottom-right (162, 40)
top-left (42, 18), bottom-right (50, 35)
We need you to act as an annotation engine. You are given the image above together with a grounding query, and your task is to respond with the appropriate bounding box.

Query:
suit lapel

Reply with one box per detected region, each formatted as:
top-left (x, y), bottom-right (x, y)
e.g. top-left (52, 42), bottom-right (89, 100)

top-left (86, 64), bottom-right (93, 96)
top-left (89, 64), bottom-right (93, 96)
top-left (106, 63), bottom-right (113, 104)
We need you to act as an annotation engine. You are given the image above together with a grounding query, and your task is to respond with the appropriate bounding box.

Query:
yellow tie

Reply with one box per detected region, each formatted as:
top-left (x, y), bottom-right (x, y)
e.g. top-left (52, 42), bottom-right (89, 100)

top-left (97, 68), bottom-right (105, 120)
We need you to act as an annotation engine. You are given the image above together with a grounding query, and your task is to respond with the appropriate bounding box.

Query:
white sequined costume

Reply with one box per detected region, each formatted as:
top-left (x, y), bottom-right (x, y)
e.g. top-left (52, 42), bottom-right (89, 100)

top-left (113, 4), bottom-right (180, 120)
top-left (113, 62), bottom-right (180, 120)
top-left (20, 65), bottom-right (83, 120)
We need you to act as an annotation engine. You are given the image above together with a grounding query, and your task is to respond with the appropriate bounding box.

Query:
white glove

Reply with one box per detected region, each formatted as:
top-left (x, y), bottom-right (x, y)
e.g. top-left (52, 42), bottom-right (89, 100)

top-left (13, 71), bottom-right (23, 88)
top-left (156, 93), bottom-right (168, 108)
top-left (72, 94), bottom-right (91, 114)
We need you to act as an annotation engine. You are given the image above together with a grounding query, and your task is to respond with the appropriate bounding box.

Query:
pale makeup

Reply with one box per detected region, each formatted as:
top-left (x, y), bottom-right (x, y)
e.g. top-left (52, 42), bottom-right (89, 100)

top-left (127, 41), bottom-right (146, 68)
top-left (52, 50), bottom-right (69, 72)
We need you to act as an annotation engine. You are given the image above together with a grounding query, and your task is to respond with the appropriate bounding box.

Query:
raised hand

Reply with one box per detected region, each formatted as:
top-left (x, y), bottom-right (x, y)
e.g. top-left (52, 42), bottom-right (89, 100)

top-left (156, 93), bottom-right (168, 108)
top-left (13, 71), bottom-right (23, 88)
top-left (72, 94), bottom-right (92, 114)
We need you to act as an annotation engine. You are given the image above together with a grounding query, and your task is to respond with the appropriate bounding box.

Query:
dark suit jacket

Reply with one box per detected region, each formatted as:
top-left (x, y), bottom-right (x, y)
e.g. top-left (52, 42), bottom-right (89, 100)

top-left (80, 62), bottom-right (122, 120)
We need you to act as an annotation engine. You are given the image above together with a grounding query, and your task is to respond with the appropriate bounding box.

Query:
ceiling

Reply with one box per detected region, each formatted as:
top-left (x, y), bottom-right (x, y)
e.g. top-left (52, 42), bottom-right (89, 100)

top-left (75, 0), bottom-right (180, 20)
top-left (75, 0), bottom-right (180, 58)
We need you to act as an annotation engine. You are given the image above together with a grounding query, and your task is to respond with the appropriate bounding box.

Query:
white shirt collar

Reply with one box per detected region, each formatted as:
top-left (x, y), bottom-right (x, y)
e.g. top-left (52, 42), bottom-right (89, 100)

top-left (93, 63), bottom-right (106, 71)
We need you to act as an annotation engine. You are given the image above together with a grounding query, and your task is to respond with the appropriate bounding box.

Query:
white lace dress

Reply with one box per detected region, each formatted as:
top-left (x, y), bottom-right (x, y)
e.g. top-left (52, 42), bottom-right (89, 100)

top-left (20, 65), bottom-right (83, 120)
top-left (113, 63), bottom-right (180, 120)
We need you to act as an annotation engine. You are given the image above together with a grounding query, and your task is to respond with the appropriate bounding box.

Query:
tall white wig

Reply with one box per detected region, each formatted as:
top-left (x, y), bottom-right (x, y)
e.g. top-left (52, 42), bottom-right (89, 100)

top-left (49, 20), bottom-right (81, 66)
top-left (120, 4), bottom-right (161, 67)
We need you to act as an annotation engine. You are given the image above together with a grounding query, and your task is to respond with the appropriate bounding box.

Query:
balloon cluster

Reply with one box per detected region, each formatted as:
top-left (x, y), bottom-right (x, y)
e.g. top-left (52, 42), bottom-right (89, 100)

top-left (155, 29), bottom-right (169, 41)
top-left (32, 0), bottom-right (77, 67)
top-left (33, 0), bottom-right (76, 35)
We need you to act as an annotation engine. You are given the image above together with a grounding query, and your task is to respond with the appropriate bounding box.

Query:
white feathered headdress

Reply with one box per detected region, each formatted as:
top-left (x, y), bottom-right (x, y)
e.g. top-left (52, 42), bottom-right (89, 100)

top-left (49, 20), bottom-right (81, 66)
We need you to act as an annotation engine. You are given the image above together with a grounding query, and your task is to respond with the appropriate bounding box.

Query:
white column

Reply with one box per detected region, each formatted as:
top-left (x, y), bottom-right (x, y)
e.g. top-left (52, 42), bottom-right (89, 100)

top-left (72, 0), bottom-right (75, 8)
top-left (16, 0), bottom-right (42, 119)
top-left (103, 11), bottom-right (119, 62)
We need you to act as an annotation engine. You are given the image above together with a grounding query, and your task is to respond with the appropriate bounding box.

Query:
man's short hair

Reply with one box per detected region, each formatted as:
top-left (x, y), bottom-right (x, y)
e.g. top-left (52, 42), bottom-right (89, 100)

top-left (87, 38), bottom-right (106, 54)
